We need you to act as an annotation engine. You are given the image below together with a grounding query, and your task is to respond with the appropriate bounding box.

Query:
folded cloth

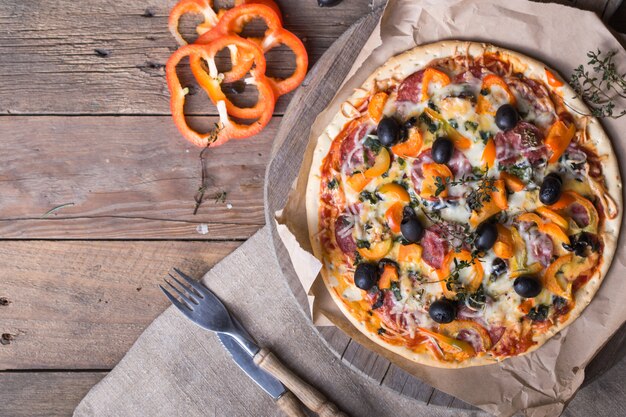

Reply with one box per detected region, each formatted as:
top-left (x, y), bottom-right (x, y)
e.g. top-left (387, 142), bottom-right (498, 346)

top-left (73, 226), bottom-right (482, 417)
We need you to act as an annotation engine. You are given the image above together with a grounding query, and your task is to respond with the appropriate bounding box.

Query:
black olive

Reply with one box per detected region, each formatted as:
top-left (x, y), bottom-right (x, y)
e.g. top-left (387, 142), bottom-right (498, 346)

top-left (495, 104), bottom-right (519, 130)
top-left (431, 137), bottom-right (455, 164)
top-left (539, 173), bottom-right (563, 205)
top-left (568, 232), bottom-right (598, 257)
top-left (401, 209), bottom-right (424, 243)
top-left (429, 299), bottom-right (457, 323)
top-left (317, 0), bottom-right (343, 6)
top-left (475, 222), bottom-right (498, 251)
top-left (377, 117), bottom-right (401, 147)
top-left (354, 263), bottom-right (379, 291)
top-left (491, 257), bottom-right (508, 277)
top-left (513, 276), bottom-right (542, 298)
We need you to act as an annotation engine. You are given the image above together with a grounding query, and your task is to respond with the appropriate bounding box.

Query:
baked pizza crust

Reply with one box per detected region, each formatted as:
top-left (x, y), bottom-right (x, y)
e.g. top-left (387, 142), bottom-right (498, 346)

top-left (305, 40), bottom-right (623, 368)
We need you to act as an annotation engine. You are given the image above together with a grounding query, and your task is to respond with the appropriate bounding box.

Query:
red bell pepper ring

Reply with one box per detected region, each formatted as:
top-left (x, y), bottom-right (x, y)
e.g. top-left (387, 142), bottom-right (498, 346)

top-left (194, 3), bottom-right (308, 96)
top-left (166, 36), bottom-right (275, 148)
top-left (168, 0), bottom-right (219, 46)
top-left (169, 0), bottom-right (282, 46)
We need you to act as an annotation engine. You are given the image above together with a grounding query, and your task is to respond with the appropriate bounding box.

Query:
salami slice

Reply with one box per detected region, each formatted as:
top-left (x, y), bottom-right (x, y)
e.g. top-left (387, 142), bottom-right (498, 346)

top-left (397, 70), bottom-right (425, 103)
top-left (421, 228), bottom-right (448, 269)
top-left (494, 121), bottom-right (547, 166)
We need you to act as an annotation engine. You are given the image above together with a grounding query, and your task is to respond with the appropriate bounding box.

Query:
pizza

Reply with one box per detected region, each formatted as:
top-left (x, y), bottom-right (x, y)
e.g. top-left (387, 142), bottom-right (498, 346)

top-left (306, 41), bottom-right (622, 368)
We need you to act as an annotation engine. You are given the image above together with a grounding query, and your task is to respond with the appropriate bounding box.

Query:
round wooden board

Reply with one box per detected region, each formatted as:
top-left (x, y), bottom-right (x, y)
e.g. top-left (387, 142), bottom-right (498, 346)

top-left (264, 6), bottom-right (626, 410)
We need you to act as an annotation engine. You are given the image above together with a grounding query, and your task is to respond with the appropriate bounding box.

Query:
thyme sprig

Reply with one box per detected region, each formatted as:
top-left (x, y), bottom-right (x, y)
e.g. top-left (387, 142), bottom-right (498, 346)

top-left (433, 167), bottom-right (497, 212)
top-left (570, 49), bottom-right (626, 119)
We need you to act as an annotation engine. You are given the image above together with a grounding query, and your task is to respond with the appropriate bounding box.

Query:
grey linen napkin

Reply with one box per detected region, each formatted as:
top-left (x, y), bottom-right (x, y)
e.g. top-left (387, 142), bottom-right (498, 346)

top-left (73, 226), bottom-right (626, 417)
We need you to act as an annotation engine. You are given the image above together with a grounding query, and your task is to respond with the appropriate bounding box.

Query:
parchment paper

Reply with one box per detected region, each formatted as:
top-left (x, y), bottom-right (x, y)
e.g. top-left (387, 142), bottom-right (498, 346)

top-left (276, 0), bottom-right (626, 416)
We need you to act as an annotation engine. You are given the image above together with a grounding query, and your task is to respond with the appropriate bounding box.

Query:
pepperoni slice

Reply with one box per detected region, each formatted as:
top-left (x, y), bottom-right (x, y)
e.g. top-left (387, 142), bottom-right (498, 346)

top-left (487, 326), bottom-right (505, 345)
top-left (421, 228), bottom-right (448, 269)
top-left (570, 203), bottom-right (590, 227)
top-left (494, 121), bottom-right (547, 166)
top-left (452, 65), bottom-right (483, 83)
top-left (334, 214), bottom-right (357, 254)
top-left (339, 123), bottom-right (374, 174)
top-left (397, 70), bottom-right (425, 103)
top-left (529, 229), bottom-right (554, 266)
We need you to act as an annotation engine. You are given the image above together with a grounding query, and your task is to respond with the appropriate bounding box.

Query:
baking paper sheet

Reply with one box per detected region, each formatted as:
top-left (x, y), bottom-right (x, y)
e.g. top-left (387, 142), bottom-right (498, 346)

top-left (276, 0), bottom-right (626, 415)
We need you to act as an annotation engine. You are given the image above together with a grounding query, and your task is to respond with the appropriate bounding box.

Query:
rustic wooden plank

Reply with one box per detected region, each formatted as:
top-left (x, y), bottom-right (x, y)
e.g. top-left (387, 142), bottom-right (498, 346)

top-left (0, 116), bottom-right (276, 239)
top-left (0, 240), bottom-right (239, 369)
top-left (380, 365), bottom-right (435, 404)
top-left (0, 372), bottom-right (107, 417)
top-left (0, 0), bottom-right (377, 115)
top-left (341, 342), bottom-right (391, 383)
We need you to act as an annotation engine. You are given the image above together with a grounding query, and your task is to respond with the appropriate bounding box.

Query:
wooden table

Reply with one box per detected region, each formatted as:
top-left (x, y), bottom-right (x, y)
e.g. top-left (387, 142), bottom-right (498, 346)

top-left (0, 1), bottom-right (623, 415)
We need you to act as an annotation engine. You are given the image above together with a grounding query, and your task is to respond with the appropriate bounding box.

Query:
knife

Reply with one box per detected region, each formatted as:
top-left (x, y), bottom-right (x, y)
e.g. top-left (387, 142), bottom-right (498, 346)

top-left (160, 268), bottom-right (348, 417)
top-left (217, 330), bottom-right (306, 417)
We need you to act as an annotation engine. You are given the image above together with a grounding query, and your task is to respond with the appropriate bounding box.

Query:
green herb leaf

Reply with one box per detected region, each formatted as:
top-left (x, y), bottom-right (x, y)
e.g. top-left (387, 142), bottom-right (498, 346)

top-left (570, 49), bottom-right (626, 119)
top-left (327, 178), bottom-right (338, 189)
top-left (356, 239), bottom-right (370, 249)
top-left (390, 281), bottom-right (402, 301)
top-left (359, 190), bottom-right (379, 204)
top-left (364, 136), bottom-right (383, 153)
top-left (464, 121), bottom-right (479, 131)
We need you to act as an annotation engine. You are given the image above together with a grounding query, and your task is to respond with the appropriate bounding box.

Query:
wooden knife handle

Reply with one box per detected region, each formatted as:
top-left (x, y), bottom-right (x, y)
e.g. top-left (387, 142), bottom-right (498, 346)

top-left (276, 391), bottom-right (307, 417)
top-left (254, 348), bottom-right (349, 417)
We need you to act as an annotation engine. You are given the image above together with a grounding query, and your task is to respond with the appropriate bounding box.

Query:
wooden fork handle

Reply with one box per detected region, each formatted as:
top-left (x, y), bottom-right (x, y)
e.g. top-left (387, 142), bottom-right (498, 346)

top-left (254, 347), bottom-right (349, 417)
top-left (276, 391), bottom-right (307, 417)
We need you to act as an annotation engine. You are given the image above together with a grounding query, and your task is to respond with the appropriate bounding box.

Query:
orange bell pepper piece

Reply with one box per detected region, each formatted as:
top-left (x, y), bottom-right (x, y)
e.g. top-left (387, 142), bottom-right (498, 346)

top-left (418, 327), bottom-right (476, 357)
top-left (482, 74), bottom-right (516, 104)
top-left (544, 255), bottom-right (574, 299)
top-left (421, 163), bottom-right (453, 198)
top-left (379, 263), bottom-right (399, 290)
top-left (385, 202), bottom-right (404, 233)
top-left (536, 207), bottom-right (568, 230)
top-left (364, 147), bottom-right (391, 178)
top-left (421, 68), bottom-right (451, 102)
top-left (476, 74), bottom-right (516, 115)
top-left (378, 183), bottom-right (410, 202)
top-left (517, 212), bottom-right (570, 245)
top-left (548, 191), bottom-right (598, 232)
top-left (499, 172), bottom-right (526, 192)
top-left (482, 138), bottom-right (496, 169)
top-left (545, 119), bottom-right (576, 163)
top-left (493, 224), bottom-right (515, 259)
top-left (492, 179), bottom-right (508, 210)
top-left (398, 243), bottom-right (423, 263)
top-left (358, 239), bottom-right (393, 261)
top-left (346, 172), bottom-right (372, 192)
top-left (440, 320), bottom-right (492, 351)
top-left (368, 92), bottom-right (389, 123)
top-left (391, 128), bottom-right (423, 157)
top-left (545, 68), bottom-right (564, 88)
top-left (469, 180), bottom-right (507, 227)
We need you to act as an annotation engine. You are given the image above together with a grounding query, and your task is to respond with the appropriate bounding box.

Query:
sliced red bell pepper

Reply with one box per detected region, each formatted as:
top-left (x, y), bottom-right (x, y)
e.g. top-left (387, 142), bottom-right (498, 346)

top-left (166, 37), bottom-right (274, 147)
top-left (169, 0), bottom-right (282, 46)
top-left (194, 3), bottom-right (308, 96)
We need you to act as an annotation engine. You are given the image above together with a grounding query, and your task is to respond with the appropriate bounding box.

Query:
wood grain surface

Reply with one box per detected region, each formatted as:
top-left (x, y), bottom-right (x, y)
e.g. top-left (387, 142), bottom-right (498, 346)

top-left (0, 0), bottom-right (624, 415)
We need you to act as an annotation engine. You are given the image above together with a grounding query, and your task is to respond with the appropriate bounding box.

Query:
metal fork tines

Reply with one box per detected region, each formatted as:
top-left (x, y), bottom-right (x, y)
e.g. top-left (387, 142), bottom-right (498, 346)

top-left (159, 268), bottom-right (260, 356)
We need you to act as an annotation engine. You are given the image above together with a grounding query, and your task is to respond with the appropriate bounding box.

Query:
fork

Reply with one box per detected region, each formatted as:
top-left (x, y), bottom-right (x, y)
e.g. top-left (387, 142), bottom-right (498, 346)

top-left (160, 268), bottom-right (348, 417)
